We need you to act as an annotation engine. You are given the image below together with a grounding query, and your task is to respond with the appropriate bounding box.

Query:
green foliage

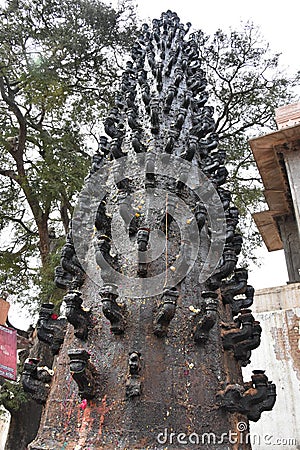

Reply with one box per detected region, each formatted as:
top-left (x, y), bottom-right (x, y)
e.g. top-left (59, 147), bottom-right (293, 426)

top-left (36, 237), bottom-right (66, 307)
top-left (0, 0), bottom-right (136, 308)
top-left (0, 380), bottom-right (29, 414)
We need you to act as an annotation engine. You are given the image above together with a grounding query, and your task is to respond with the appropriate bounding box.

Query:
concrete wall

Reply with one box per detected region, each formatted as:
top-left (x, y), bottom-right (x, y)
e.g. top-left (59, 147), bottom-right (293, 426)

top-left (243, 283), bottom-right (300, 450)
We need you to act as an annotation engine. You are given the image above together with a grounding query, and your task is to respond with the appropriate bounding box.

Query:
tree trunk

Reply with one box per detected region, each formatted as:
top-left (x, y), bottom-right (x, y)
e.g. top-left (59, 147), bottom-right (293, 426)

top-left (37, 220), bottom-right (51, 267)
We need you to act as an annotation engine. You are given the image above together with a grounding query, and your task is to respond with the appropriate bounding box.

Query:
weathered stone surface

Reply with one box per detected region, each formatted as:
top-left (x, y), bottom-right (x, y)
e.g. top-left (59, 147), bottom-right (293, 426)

top-left (29, 10), bottom-right (276, 449)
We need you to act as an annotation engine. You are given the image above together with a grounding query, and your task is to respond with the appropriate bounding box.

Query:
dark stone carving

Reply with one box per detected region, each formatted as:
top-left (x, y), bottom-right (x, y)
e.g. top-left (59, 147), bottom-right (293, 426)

top-left (190, 106), bottom-right (215, 139)
top-left (141, 83), bottom-right (151, 111)
top-left (194, 292), bottom-right (219, 343)
top-left (180, 135), bottom-right (198, 161)
top-left (174, 67), bottom-right (184, 87)
top-left (132, 130), bottom-right (146, 153)
top-left (41, 10), bottom-right (278, 447)
top-left (95, 200), bottom-right (111, 236)
top-left (95, 233), bottom-right (111, 260)
top-left (174, 107), bottom-right (187, 131)
top-left (218, 187), bottom-right (231, 211)
top-left (99, 283), bottom-right (125, 335)
top-left (222, 309), bottom-right (254, 346)
top-left (165, 50), bottom-right (177, 77)
top-left (193, 202), bottom-right (207, 231)
top-left (117, 193), bottom-right (138, 235)
top-left (156, 61), bottom-right (163, 91)
top-left (150, 98), bottom-right (160, 134)
top-left (233, 321), bottom-right (262, 366)
top-left (232, 285), bottom-right (255, 316)
top-left (137, 227), bottom-right (150, 252)
top-left (153, 287), bottom-right (179, 337)
top-left (207, 244), bottom-right (238, 290)
top-left (145, 152), bottom-right (156, 188)
top-left (90, 152), bottom-right (104, 176)
top-left (164, 85), bottom-right (177, 113)
top-left (202, 152), bottom-right (221, 176)
top-left (165, 127), bottom-right (179, 154)
top-left (137, 68), bottom-right (147, 86)
top-left (64, 291), bottom-right (92, 340)
top-left (94, 233), bottom-right (120, 284)
top-left (217, 370), bottom-right (276, 421)
top-left (104, 107), bottom-right (121, 138)
top-left (59, 241), bottom-right (85, 290)
top-left (37, 303), bottom-right (67, 355)
top-left (126, 351), bottom-right (142, 398)
top-left (164, 195), bottom-right (177, 229)
top-left (181, 89), bottom-right (192, 109)
top-left (137, 227), bottom-right (150, 277)
top-left (232, 233), bottom-right (243, 256)
top-left (221, 268), bottom-right (255, 316)
top-left (198, 132), bottom-right (219, 158)
top-left (110, 137), bottom-right (126, 160)
top-left (212, 166), bottom-right (229, 187)
top-left (187, 71), bottom-right (207, 96)
top-left (225, 207), bottom-right (239, 242)
top-left (54, 265), bottom-right (72, 290)
top-left (68, 349), bottom-right (96, 400)
top-left (221, 268), bottom-right (248, 304)
top-left (221, 309), bottom-right (262, 365)
top-left (21, 358), bottom-right (53, 404)
top-left (127, 108), bottom-right (142, 131)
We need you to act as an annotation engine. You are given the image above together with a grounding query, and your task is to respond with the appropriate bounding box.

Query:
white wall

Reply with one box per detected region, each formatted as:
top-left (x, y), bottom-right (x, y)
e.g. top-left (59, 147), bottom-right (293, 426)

top-left (243, 284), bottom-right (300, 450)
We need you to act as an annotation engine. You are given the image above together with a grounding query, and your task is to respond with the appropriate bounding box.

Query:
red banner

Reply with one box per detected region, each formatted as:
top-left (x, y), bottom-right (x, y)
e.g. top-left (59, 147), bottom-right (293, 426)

top-left (0, 325), bottom-right (17, 381)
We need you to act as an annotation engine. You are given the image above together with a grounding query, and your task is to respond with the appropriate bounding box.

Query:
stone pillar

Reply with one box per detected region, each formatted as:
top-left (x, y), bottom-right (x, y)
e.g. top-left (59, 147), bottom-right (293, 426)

top-left (28, 11), bottom-right (276, 450)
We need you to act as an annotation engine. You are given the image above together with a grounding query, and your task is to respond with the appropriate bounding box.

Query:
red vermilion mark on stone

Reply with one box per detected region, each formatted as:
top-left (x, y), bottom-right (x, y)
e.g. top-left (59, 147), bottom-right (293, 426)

top-left (63, 392), bottom-right (77, 433)
top-left (98, 395), bottom-right (110, 437)
top-left (79, 399), bottom-right (88, 410)
top-left (78, 403), bottom-right (95, 447)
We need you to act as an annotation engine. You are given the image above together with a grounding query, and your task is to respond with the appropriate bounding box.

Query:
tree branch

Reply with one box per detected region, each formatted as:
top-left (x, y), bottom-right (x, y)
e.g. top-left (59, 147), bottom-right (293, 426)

top-left (0, 76), bottom-right (27, 153)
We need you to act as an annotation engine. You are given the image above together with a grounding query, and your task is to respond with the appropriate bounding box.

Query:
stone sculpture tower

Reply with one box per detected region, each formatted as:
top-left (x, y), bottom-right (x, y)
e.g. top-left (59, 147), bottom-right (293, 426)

top-left (27, 11), bottom-right (276, 450)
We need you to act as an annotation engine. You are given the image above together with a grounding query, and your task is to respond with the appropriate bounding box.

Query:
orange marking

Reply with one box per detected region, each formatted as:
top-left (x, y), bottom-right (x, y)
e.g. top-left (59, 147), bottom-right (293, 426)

top-left (97, 395), bottom-right (111, 437)
top-left (78, 402), bottom-right (96, 447)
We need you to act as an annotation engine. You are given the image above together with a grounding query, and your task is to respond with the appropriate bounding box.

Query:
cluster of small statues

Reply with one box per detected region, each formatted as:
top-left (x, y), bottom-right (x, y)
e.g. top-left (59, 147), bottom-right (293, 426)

top-left (20, 11), bottom-right (275, 421)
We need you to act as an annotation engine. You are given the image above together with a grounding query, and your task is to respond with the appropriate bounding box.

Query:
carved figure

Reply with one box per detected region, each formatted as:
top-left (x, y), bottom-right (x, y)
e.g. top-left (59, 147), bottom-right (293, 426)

top-left (60, 241), bottom-right (85, 289)
top-left (217, 370), bottom-right (276, 421)
top-left (68, 349), bottom-right (96, 400)
top-left (221, 309), bottom-right (262, 365)
top-left (64, 291), bottom-right (92, 340)
top-left (207, 244), bottom-right (238, 290)
top-left (221, 268), bottom-right (248, 305)
top-left (37, 303), bottom-right (67, 354)
top-left (21, 358), bottom-right (53, 404)
top-left (126, 352), bottom-right (142, 398)
top-left (153, 287), bottom-right (179, 337)
top-left (99, 284), bottom-right (125, 335)
top-left (194, 292), bottom-right (219, 343)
